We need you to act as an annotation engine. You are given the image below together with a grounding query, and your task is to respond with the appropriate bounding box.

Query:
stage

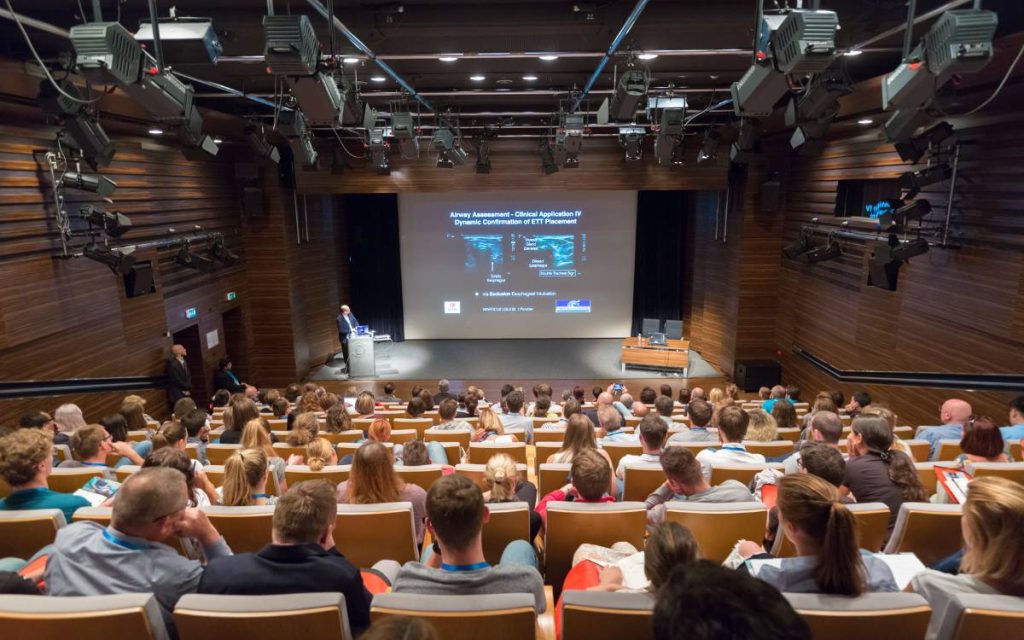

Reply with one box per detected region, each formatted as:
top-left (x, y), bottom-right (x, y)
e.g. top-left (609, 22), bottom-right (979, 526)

top-left (310, 338), bottom-right (720, 382)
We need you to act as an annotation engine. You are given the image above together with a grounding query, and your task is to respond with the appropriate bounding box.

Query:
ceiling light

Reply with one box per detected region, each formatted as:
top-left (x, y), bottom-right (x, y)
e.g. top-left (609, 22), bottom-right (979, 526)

top-left (148, 128), bottom-right (164, 135)
top-left (470, 75), bottom-right (486, 81)
top-left (845, 50), bottom-right (863, 57)
top-left (212, 137), bottom-right (224, 144)
top-left (638, 53), bottom-right (658, 60)
top-left (522, 75), bottom-right (538, 81)
top-left (539, 55), bottom-right (559, 61)
top-left (343, 57), bottom-right (360, 64)
top-left (858, 119), bottom-right (873, 125)
top-left (370, 76), bottom-right (386, 82)
top-left (708, 74), bottom-right (719, 80)
top-left (438, 55), bottom-right (460, 62)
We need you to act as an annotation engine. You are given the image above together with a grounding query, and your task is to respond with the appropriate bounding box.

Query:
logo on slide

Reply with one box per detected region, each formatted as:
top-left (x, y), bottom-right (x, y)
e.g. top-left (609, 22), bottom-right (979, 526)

top-left (444, 301), bottom-right (461, 314)
top-left (555, 299), bottom-right (591, 314)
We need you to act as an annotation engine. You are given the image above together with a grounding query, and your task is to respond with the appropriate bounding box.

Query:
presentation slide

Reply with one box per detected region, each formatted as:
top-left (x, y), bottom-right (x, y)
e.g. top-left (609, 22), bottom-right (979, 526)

top-left (399, 191), bottom-right (637, 339)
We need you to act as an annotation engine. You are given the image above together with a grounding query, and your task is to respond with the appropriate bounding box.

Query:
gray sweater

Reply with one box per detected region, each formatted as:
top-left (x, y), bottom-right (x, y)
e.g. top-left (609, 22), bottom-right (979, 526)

top-left (645, 479), bottom-right (757, 524)
top-left (391, 562), bottom-right (546, 612)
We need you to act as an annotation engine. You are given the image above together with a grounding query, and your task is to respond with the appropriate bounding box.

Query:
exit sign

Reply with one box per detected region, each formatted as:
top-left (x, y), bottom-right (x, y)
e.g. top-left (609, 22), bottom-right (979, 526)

top-left (185, 307), bottom-right (198, 319)
top-left (226, 291), bottom-right (237, 301)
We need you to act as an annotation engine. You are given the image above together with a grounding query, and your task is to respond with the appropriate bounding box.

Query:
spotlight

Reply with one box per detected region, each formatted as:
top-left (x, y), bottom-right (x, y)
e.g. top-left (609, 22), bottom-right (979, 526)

top-left (135, 18), bottom-right (222, 64)
top-left (210, 234), bottom-right (239, 265)
top-left (790, 119), bottom-right (830, 156)
top-left (771, 9), bottom-right (840, 73)
top-left (619, 126), bottom-right (645, 162)
top-left (555, 113), bottom-right (584, 168)
top-left (538, 142), bottom-right (559, 175)
top-left (782, 229), bottom-right (816, 260)
top-left (697, 128), bottom-right (721, 163)
top-left (61, 171), bottom-right (117, 197)
top-left (803, 237), bottom-right (842, 264)
top-left (39, 80), bottom-right (115, 169)
top-left (80, 206), bottom-right (131, 238)
top-left (263, 15), bottom-right (319, 76)
top-left (894, 121), bottom-right (954, 163)
top-left (245, 126), bottom-right (281, 164)
top-left (83, 242), bottom-right (136, 275)
top-left (175, 241), bottom-right (217, 273)
top-left (883, 108), bottom-right (929, 144)
top-left (288, 72), bottom-right (346, 127)
top-left (278, 109), bottom-right (319, 169)
top-left (890, 237), bottom-right (930, 261)
top-left (432, 128), bottom-right (468, 167)
top-left (792, 70), bottom-right (850, 122)
top-left (368, 128), bottom-right (391, 175)
top-left (879, 199), bottom-right (932, 229)
top-left (605, 68), bottom-right (649, 122)
top-left (730, 119), bottom-right (760, 163)
top-left (475, 139), bottom-right (491, 174)
top-left (731, 62), bottom-right (790, 118)
top-left (898, 164), bottom-right (952, 197)
top-left (392, 112), bottom-right (420, 158)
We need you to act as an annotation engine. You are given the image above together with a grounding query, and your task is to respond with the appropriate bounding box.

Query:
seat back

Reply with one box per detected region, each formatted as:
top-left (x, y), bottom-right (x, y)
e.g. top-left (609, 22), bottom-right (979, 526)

top-left (468, 442), bottom-right (528, 465)
top-left (773, 502), bottom-right (891, 557)
top-left (601, 443), bottom-right (643, 473)
top-left (967, 461), bottom-right (1024, 486)
top-left (200, 505), bottom-right (275, 553)
top-left (481, 502), bottom-right (531, 565)
top-left (915, 462), bottom-right (959, 496)
top-left (708, 463), bottom-right (783, 486)
top-left (284, 465), bottom-right (351, 487)
top-left (321, 430), bottom-right (364, 444)
top-left (944, 594), bottom-right (1024, 639)
top-left (126, 431), bottom-right (150, 442)
top-left (742, 441), bottom-right (795, 458)
top-left (456, 464), bottom-right (529, 492)
top-left (114, 465), bottom-right (141, 482)
top-left (389, 429), bottom-right (419, 445)
top-left (663, 502), bottom-right (768, 563)
top-left (272, 443), bottom-right (306, 459)
top-left (0, 509), bottom-right (66, 559)
top-left (537, 463), bottom-right (573, 497)
top-left (48, 467), bottom-right (106, 493)
top-left (393, 418), bottom-right (434, 437)
top-left (561, 591), bottom-right (654, 640)
top-left (174, 592), bottom-right (351, 640)
top-left (663, 319), bottom-right (683, 340)
top-left (883, 502), bottom-right (963, 566)
top-left (371, 593), bottom-right (537, 640)
top-left (531, 428), bottom-right (567, 444)
top-left (901, 439), bottom-right (931, 462)
top-left (0, 593), bottom-right (169, 640)
top-left (785, 593), bottom-right (931, 640)
top-left (622, 464), bottom-right (667, 502)
top-left (936, 439), bottom-right (964, 461)
top-left (545, 502), bottom-right (647, 591)
top-left (531, 417), bottom-right (560, 432)
top-left (395, 465), bottom-right (444, 492)
top-left (775, 428), bottom-right (802, 443)
top-left (206, 444), bottom-right (242, 465)
top-left (665, 441), bottom-right (718, 457)
top-left (424, 428), bottom-right (471, 449)
top-left (334, 502), bottom-right (418, 568)
top-left (52, 444), bottom-right (73, 463)
top-left (641, 318), bottom-right (661, 335)
top-left (534, 443), bottom-right (563, 474)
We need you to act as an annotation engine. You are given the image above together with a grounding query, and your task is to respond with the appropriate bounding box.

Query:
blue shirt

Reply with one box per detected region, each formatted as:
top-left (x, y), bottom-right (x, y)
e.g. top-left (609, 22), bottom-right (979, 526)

top-left (0, 486), bottom-right (90, 524)
top-left (1000, 424), bottom-right (1024, 443)
top-left (915, 424), bottom-right (963, 460)
top-left (762, 398), bottom-right (794, 414)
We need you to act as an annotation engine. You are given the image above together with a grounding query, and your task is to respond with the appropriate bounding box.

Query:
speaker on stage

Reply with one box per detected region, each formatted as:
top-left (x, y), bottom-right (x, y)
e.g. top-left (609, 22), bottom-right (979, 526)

top-left (735, 359), bottom-right (781, 392)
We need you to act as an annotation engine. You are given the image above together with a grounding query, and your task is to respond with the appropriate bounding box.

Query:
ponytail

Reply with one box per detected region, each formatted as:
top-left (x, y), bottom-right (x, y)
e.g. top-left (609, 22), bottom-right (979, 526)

top-left (814, 501), bottom-right (865, 596)
top-left (881, 449), bottom-right (929, 502)
top-left (305, 437), bottom-right (334, 472)
top-left (221, 449), bottom-right (268, 506)
top-left (483, 454), bottom-right (517, 501)
top-left (151, 421), bottom-right (186, 452)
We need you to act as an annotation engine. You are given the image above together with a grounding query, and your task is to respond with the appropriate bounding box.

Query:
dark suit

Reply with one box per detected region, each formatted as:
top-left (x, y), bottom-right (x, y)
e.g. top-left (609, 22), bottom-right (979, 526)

top-left (213, 368), bottom-right (246, 394)
top-left (336, 312), bottom-right (360, 363)
top-left (165, 357), bottom-right (191, 404)
top-left (198, 543), bottom-right (372, 634)
top-left (432, 392), bottom-right (457, 405)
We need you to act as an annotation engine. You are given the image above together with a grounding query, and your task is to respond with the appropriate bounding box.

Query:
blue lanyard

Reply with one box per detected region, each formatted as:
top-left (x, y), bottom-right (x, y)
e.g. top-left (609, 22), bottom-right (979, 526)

top-left (102, 529), bottom-right (148, 551)
top-left (441, 561), bottom-right (490, 572)
top-left (81, 461), bottom-right (109, 467)
top-left (227, 370), bottom-right (240, 384)
top-left (721, 443), bottom-right (746, 452)
top-left (251, 493), bottom-right (270, 500)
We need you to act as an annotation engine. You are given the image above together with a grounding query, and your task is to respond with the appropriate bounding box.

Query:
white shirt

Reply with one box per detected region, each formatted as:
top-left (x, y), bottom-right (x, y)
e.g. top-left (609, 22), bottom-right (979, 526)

top-left (616, 452), bottom-right (661, 479)
top-left (695, 444), bottom-right (766, 481)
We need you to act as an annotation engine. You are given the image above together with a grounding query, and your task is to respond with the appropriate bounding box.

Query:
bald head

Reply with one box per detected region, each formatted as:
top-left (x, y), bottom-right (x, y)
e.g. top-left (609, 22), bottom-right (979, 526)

top-left (690, 387), bottom-right (706, 401)
top-left (171, 344), bottom-right (186, 358)
top-left (632, 402), bottom-right (650, 417)
top-left (941, 399), bottom-right (972, 425)
top-left (112, 467), bottom-right (188, 536)
top-left (597, 392), bottom-right (613, 407)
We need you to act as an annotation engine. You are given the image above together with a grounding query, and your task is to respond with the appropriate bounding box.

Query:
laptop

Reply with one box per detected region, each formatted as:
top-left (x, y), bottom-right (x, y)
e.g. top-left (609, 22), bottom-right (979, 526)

top-left (355, 325), bottom-right (370, 336)
top-left (648, 332), bottom-right (667, 346)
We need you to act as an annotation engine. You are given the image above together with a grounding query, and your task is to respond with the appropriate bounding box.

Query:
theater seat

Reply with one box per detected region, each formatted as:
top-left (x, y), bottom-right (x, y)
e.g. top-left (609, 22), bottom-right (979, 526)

top-left (776, 428), bottom-right (802, 443)
top-left (544, 501), bottom-right (647, 593)
top-left (561, 590), bottom-right (654, 640)
top-left (537, 463), bottom-right (572, 497)
top-left (47, 467), bottom-right (106, 493)
top-left (394, 464), bottom-right (444, 492)
top-left (0, 593), bottom-right (169, 640)
top-left (934, 594), bottom-right (1024, 640)
top-left (785, 593), bottom-right (931, 640)
top-left (393, 418), bottom-right (433, 437)
top-left (321, 430), bottom-right (364, 444)
top-left (742, 441), bottom-right (795, 458)
top-left (115, 465), bottom-right (141, 482)
top-left (457, 463), bottom-right (529, 491)
top-left (371, 593), bottom-right (537, 640)
top-left (708, 463), bottom-right (784, 487)
top-left (482, 502), bottom-right (531, 565)
top-left (883, 503), bottom-right (963, 566)
top-left (205, 444), bottom-right (242, 465)
top-left (600, 443), bottom-right (642, 472)
top-left (663, 502), bottom-right (768, 563)
top-left (531, 428), bottom-right (567, 444)
top-left (201, 505), bottom-right (275, 553)
top-left (0, 509), bottom-right (66, 559)
top-left (175, 593), bottom-right (352, 640)
top-left (284, 465), bottom-right (351, 487)
top-left (936, 439), bottom-right (964, 461)
top-left (967, 461), bottom-right (1024, 486)
top-left (534, 443), bottom-right (563, 474)
top-left (468, 442), bottom-right (528, 465)
top-left (424, 427), bottom-right (471, 449)
top-left (388, 429), bottom-right (419, 445)
top-left (773, 503), bottom-right (890, 557)
top-left (52, 444), bottom-right (73, 463)
top-left (915, 462), bottom-right (959, 496)
top-left (334, 502), bottom-right (418, 568)
top-left (621, 463), bottom-right (667, 502)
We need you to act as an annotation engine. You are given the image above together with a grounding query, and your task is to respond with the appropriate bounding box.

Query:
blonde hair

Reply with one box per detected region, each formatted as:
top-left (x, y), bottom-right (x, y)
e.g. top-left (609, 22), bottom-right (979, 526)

top-left (484, 454), bottom-right (518, 501)
top-left (708, 388), bottom-right (724, 405)
top-left (745, 409), bottom-right (778, 442)
top-left (221, 448), bottom-right (269, 506)
top-left (119, 401), bottom-right (148, 431)
top-left (151, 421), bottom-right (187, 451)
top-left (552, 413), bottom-right (597, 463)
top-left (305, 437), bottom-right (335, 472)
top-left (240, 419), bottom-right (277, 460)
top-left (476, 406), bottom-right (504, 436)
top-left (961, 476), bottom-right (1024, 596)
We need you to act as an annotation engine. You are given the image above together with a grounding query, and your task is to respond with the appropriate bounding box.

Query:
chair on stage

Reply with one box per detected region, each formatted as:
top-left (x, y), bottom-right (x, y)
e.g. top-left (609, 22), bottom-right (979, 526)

top-left (663, 319), bottom-right (683, 340)
top-left (641, 318), bottom-right (661, 336)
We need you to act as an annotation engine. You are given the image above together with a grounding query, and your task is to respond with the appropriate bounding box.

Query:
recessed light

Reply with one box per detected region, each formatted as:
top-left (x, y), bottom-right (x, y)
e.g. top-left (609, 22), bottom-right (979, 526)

top-left (539, 54), bottom-right (559, 61)
top-left (370, 75), bottom-right (386, 82)
top-left (522, 75), bottom-right (538, 81)
top-left (213, 138), bottom-right (224, 144)
top-left (496, 78), bottom-right (514, 85)
top-left (470, 75), bottom-right (486, 81)
top-left (343, 57), bottom-right (360, 64)
top-left (438, 55), bottom-right (460, 62)
top-left (858, 119), bottom-right (873, 125)
top-left (845, 50), bottom-right (863, 57)
top-left (148, 128), bottom-right (163, 135)
top-left (638, 53), bottom-right (658, 60)
top-left (709, 74), bottom-right (719, 80)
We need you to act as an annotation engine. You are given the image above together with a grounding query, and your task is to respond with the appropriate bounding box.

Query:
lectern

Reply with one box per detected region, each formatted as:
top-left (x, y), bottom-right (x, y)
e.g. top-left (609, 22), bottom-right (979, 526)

top-left (348, 334), bottom-right (376, 378)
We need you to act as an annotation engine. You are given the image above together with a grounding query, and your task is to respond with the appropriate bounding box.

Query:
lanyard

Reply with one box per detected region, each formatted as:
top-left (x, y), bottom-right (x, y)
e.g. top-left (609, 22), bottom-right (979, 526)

top-left (227, 370), bottom-right (240, 384)
top-left (102, 529), bottom-right (148, 551)
top-left (251, 493), bottom-right (270, 500)
top-left (721, 443), bottom-right (747, 452)
top-left (441, 561), bottom-right (490, 572)
top-left (81, 461), bottom-right (109, 467)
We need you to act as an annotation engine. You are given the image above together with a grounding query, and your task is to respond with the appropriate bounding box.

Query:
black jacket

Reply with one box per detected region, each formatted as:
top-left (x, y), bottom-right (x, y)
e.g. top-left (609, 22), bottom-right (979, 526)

top-left (213, 369), bottom-right (246, 394)
top-left (198, 543), bottom-right (372, 634)
top-left (165, 357), bottom-right (191, 403)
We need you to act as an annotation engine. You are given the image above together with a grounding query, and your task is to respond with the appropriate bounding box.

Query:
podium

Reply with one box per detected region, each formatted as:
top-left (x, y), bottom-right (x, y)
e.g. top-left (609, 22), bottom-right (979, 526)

top-left (348, 334), bottom-right (376, 378)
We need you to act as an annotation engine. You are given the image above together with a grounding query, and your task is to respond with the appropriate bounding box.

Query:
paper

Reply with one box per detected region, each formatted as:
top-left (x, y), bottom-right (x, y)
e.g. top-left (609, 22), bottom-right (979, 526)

top-left (206, 329), bottom-right (219, 349)
top-left (874, 552), bottom-right (927, 590)
top-left (616, 551), bottom-right (651, 590)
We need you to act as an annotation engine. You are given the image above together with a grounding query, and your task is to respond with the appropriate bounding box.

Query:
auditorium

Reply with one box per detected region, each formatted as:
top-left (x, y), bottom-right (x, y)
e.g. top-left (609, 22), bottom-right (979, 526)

top-left (3, 1), bottom-right (1024, 638)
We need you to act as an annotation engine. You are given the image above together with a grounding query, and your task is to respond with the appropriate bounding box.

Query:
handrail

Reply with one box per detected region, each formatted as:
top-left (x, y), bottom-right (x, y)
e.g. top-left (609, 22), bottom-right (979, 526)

top-left (0, 376), bottom-right (165, 399)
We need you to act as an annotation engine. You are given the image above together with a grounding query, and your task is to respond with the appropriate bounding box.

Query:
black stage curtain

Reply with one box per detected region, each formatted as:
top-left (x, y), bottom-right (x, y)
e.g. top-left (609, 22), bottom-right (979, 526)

top-left (630, 191), bottom-right (689, 335)
top-left (343, 194), bottom-right (405, 342)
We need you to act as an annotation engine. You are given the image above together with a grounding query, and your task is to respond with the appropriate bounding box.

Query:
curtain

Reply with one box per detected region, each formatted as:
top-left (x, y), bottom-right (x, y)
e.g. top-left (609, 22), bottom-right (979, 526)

top-left (630, 191), bottom-right (690, 335)
top-left (343, 194), bottom-right (405, 341)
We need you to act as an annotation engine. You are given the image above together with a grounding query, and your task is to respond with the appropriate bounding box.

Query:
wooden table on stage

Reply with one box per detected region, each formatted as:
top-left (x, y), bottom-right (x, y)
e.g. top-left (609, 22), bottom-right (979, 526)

top-left (620, 337), bottom-right (690, 375)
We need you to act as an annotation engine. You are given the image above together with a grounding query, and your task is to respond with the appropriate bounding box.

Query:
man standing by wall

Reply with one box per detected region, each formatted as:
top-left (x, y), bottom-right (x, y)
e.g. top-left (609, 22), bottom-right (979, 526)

top-left (165, 344), bottom-right (192, 405)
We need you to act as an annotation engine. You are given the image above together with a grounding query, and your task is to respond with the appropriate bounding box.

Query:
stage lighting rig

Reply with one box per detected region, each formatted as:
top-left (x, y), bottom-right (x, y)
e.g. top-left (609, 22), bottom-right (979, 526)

top-left (475, 139), bottom-right (491, 174)
top-left (209, 234), bottom-right (239, 266)
top-left (80, 206), bottom-right (131, 238)
top-left (175, 239), bottom-right (217, 274)
top-left (245, 125), bottom-right (282, 164)
top-left (538, 141), bottom-right (559, 175)
top-left (883, 108), bottom-right (930, 144)
top-left (278, 109), bottom-right (319, 169)
top-left (61, 171), bottom-right (117, 198)
top-left (890, 237), bottom-right (930, 261)
top-left (136, 17), bottom-right (223, 64)
top-left (367, 128), bottom-right (391, 175)
top-left (618, 127), bottom-right (645, 162)
top-left (878, 199), bottom-right (932, 229)
top-left (601, 68), bottom-right (650, 123)
top-left (263, 15), bottom-right (320, 76)
top-left (555, 113), bottom-right (584, 168)
top-left (729, 119), bottom-right (761, 164)
top-left (868, 235), bottom-right (931, 290)
top-left (39, 80), bottom-right (116, 169)
top-left (651, 101), bottom-right (686, 167)
top-left (898, 164), bottom-right (952, 198)
top-left (392, 112), bottom-right (420, 158)
top-left (894, 121), bottom-right (954, 164)
top-left (803, 234), bottom-right (842, 264)
top-left (697, 128), bottom-right (722, 164)
top-left (83, 242), bottom-right (136, 276)
top-left (432, 128), bottom-right (468, 168)
top-left (782, 229), bottom-right (816, 260)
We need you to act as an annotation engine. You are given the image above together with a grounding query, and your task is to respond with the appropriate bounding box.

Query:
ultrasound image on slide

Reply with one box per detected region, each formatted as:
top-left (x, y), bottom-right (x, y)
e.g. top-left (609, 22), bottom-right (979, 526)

top-left (463, 235), bottom-right (504, 273)
top-left (514, 234), bottom-right (583, 277)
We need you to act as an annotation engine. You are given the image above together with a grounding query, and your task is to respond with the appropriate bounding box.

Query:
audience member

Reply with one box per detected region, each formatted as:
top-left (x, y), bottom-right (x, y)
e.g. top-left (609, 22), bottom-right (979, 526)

top-left (336, 442), bottom-right (427, 544)
top-left (304, 437), bottom-right (339, 471)
top-left (757, 387), bottom-right (771, 401)
top-left (546, 414), bottom-right (616, 498)
top-left (645, 446), bottom-right (756, 525)
top-left (653, 396), bottom-right (675, 427)
top-left (406, 396), bottom-right (427, 419)
top-left (586, 522), bottom-right (698, 594)
top-left (218, 396), bottom-right (259, 444)
top-left (271, 397), bottom-right (289, 419)
top-left (435, 398), bottom-right (473, 431)
top-left (761, 386), bottom-right (788, 414)
top-left (53, 403), bottom-right (88, 445)
top-left (220, 448), bottom-right (275, 506)
top-left (324, 405), bottom-right (353, 434)
top-left (391, 475), bottom-right (545, 611)
top-left (537, 449), bottom-right (616, 526)
top-left (615, 414), bottom-right (666, 480)
top-left (653, 562), bottom-right (811, 640)
top-left (694, 407), bottom-right (765, 480)
top-left (783, 411), bottom-right (843, 474)
top-left (353, 392), bottom-right (376, 418)
top-left (531, 395), bottom-right (556, 418)
top-left (211, 389), bottom-right (231, 409)
top-left (708, 388), bottom-right (724, 406)
top-left (844, 391), bottom-right (871, 416)
top-left (668, 400), bottom-right (716, 443)
top-left (844, 416), bottom-right (927, 534)
top-left (401, 439), bottom-right (431, 466)
top-left (473, 405), bottom-right (517, 443)
top-left (59, 423), bottom-right (136, 475)
top-left (724, 384), bottom-right (740, 402)
top-left (45, 467), bottom-right (231, 635)
top-left (0, 428), bottom-right (89, 522)
top-left (498, 390), bottom-right (533, 442)
top-left (484, 453), bottom-right (542, 541)
top-left (1000, 395), bottom-right (1024, 442)
top-left (771, 401), bottom-right (799, 432)
top-left (198, 480), bottom-right (373, 634)
top-left (957, 416), bottom-right (1009, 465)
top-left (180, 410), bottom-right (210, 465)
top-left (288, 412), bottom-right (319, 446)
top-left (433, 379), bottom-right (457, 405)
top-left (745, 409), bottom-right (778, 442)
top-left (916, 399), bottom-right (973, 460)
top-left (379, 382), bottom-right (401, 404)
top-left (801, 393), bottom-right (838, 428)
top-left (596, 405), bottom-right (633, 444)
top-left (172, 397), bottom-right (198, 421)
top-left (142, 447), bottom-right (217, 507)
top-left (120, 399), bottom-right (150, 433)
top-left (100, 413), bottom-right (152, 467)
top-left (240, 419), bottom-right (287, 490)
top-left (763, 443), bottom-right (849, 550)
top-left (677, 387), bottom-right (692, 412)
top-left (284, 383), bottom-right (301, 405)
top-left (150, 422), bottom-right (199, 469)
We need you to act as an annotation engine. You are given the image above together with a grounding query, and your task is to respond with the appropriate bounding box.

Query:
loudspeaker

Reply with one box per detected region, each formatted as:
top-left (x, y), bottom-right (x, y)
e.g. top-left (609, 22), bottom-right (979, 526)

top-left (241, 186), bottom-right (264, 218)
top-left (761, 178), bottom-right (781, 212)
top-left (123, 261), bottom-right (155, 298)
top-left (734, 359), bottom-right (781, 392)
